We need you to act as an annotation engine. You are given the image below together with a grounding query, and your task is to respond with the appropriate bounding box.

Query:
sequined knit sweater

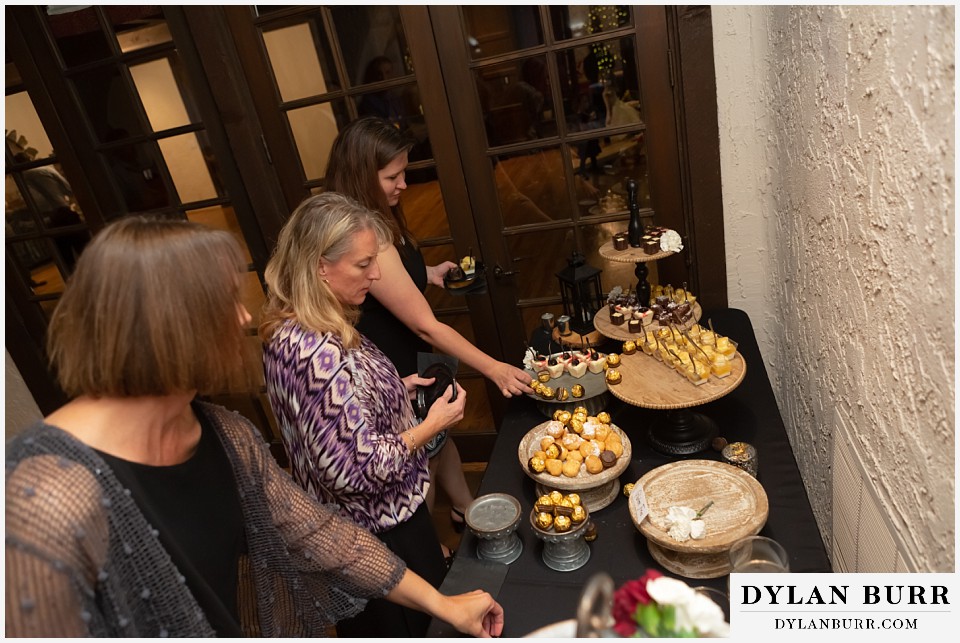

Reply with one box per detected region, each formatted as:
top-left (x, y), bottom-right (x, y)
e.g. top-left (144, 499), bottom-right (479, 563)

top-left (263, 321), bottom-right (430, 534)
top-left (4, 401), bottom-right (406, 637)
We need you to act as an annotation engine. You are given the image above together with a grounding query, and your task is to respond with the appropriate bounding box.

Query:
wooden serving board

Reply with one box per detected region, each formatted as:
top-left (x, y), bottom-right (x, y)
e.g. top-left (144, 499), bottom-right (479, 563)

top-left (518, 420), bottom-right (631, 491)
top-left (630, 460), bottom-right (768, 555)
top-left (606, 350), bottom-right (746, 410)
top-left (593, 302), bottom-right (701, 340)
top-left (598, 239), bottom-right (677, 263)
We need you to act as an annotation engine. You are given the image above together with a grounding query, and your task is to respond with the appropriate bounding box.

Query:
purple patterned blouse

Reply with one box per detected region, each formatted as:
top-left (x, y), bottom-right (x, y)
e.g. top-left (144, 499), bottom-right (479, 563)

top-left (263, 320), bottom-right (429, 533)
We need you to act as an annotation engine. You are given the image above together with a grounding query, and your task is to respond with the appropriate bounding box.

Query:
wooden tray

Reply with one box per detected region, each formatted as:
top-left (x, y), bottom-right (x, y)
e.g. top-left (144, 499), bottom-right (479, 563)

top-left (593, 303), bottom-right (701, 340)
top-left (551, 327), bottom-right (604, 348)
top-left (518, 420), bottom-right (631, 491)
top-left (606, 350), bottom-right (746, 410)
top-left (630, 460), bottom-right (768, 555)
top-left (598, 239), bottom-right (677, 263)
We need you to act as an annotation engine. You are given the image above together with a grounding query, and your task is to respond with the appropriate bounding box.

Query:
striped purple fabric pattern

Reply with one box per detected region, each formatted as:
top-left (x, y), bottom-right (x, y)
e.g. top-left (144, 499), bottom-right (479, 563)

top-left (263, 320), bottom-right (429, 533)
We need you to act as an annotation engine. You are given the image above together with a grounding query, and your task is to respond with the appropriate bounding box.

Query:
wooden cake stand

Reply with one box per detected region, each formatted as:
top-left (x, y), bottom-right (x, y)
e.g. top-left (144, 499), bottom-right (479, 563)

top-left (551, 326), bottom-right (604, 349)
top-left (593, 302), bottom-right (702, 340)
top-left (606, 351), bottom-right (747, 455)
top-left (598, 240), bottom-right (677, 311)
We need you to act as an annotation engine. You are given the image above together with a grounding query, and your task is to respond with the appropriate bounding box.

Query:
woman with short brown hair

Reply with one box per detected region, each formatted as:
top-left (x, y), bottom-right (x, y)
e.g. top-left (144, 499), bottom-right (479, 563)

top-left (5, 215), bottom-right (503, 638)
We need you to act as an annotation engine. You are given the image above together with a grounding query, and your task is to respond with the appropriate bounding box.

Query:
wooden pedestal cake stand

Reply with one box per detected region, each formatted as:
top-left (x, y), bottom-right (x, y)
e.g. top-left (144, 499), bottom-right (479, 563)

top-left (606, 351), bottom-right (747, 455)
top-left (551, 326), bottom-right (604, 349)
top-left (592, 302), bottom-right (702, 340)
top-left (598, 240), bottom-right (677, 311)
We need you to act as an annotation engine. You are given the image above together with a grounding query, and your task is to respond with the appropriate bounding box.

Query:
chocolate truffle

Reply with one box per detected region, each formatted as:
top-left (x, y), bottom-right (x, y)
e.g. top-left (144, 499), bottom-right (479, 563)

top-left (600, 450), bottom-right (617, 468)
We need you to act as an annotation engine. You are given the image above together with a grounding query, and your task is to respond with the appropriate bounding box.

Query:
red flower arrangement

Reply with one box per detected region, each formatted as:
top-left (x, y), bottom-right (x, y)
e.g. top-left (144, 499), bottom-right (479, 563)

top-left (611, 569), bottom-right (729, 638)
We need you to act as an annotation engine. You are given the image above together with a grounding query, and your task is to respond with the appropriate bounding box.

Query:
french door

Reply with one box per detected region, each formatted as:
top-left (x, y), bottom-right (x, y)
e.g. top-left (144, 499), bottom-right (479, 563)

top-left (6, 5), bottom-right (721, 459)
top-left (214, 5), bottom-right (696, 456)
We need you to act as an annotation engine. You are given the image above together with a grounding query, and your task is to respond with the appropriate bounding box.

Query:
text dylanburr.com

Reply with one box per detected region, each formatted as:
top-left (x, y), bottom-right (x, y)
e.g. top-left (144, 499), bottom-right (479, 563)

top-left (729, 573), bottom-right (957, 640)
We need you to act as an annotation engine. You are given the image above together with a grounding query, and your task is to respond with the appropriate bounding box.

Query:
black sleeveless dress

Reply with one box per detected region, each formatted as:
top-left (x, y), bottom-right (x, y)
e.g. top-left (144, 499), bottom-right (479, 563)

top-left (356, 241), bottom-right (448, 458)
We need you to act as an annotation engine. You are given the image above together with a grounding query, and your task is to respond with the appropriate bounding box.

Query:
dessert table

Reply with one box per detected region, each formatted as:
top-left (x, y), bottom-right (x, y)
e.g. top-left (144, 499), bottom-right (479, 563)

top-left (428, 308), bottom-right (830, 637)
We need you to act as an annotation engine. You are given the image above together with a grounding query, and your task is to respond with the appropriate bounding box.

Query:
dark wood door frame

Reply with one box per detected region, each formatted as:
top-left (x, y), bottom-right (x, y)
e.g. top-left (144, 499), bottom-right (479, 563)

top-left (669, 5), bottom-right (727, 311)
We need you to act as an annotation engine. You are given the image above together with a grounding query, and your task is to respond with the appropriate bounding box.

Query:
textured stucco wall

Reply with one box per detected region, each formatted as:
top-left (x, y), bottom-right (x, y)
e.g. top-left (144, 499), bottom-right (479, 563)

top-left (713, 5), bottom-right (954, 571)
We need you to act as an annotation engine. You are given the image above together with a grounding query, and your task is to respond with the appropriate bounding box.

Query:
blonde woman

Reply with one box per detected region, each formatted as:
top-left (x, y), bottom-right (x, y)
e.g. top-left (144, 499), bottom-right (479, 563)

top-left (260, 192), bottom-right (477, 637)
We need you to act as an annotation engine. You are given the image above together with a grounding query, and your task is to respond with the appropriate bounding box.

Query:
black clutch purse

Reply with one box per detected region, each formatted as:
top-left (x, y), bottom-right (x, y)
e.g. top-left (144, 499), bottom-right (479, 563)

top-left (414, 361), bottom-right (458, 420)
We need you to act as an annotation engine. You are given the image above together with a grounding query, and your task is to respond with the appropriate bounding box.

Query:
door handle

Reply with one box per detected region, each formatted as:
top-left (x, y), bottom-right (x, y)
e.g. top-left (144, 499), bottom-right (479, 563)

top-left (492, 264), bottom-right (519, 280)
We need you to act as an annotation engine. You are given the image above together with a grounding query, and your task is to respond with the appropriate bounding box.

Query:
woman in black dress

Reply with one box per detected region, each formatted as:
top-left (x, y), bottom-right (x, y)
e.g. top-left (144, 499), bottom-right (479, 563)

top-left (324, 118), bottom-right (532, 529)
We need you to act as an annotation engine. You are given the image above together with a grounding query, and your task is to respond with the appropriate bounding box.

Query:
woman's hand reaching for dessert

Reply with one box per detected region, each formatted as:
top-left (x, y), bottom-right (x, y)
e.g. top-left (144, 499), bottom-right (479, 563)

top-left (488, 361), bottom-right (534, 398)
top-left (426, 261), bottom-right (458, 288)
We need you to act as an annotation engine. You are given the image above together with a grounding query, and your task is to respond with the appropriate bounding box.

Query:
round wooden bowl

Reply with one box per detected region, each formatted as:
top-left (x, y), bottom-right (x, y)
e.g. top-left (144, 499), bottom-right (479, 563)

top-left (628, 460), bottom-right (768, 578)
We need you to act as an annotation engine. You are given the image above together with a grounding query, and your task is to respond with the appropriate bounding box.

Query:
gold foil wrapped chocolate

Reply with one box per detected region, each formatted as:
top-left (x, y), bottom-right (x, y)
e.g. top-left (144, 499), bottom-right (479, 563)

top-left (566, 493), bottom-right (581, 506)
top-left (537, 371), bottom-right (551, 383)
top-left (537, 494), bottom-right (553, 507)
top-left (596, 411), bottom-right (611, 424)
top-left (556, 387), bottom-right (570, 401)
top-left (528, 456), bottom-right (546, 474)
top-left (558, 410), bottom-right (572, 425)
top-left (536, 511), bottom-right (554, 530)
top-left (623, 483), bottom-right (635, 497)
top-left (530, 378), bottom-right (541, 389)
top-left (584, 521), bottom-right (598, 542)
top-left (569, 418), bottom-right (584, 434)
top-left (553, 515), bottom-right (572, 533)
top-left (571, 384), bottom-right (585, 398)
top-left (544, 444), bottom-right (561, 460)
top-left (571, 505), bottom-right (587, 524)
top-left (549, 490), bottom-right (564, 505)
top-left (540, 386), bottom-right (555, 400)
top-left (552, 409), bottom-right (565, 422)
top-left (573, 406), bottom-right (588, 417)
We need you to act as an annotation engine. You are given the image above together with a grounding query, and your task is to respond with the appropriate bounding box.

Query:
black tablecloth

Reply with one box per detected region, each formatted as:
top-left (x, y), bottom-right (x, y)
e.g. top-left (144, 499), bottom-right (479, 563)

top-left (429, 308), bottom-right (830, 637)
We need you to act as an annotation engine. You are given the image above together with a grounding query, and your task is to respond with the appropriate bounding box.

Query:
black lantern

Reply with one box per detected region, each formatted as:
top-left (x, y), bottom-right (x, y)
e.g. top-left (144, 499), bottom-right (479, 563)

top-left (556, 252), bottom-right (603, 335)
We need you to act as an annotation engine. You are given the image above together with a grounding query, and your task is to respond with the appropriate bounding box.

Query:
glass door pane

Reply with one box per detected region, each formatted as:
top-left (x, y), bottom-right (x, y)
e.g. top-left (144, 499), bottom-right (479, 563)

top-left (248, 6), bottom-right (497, 434)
